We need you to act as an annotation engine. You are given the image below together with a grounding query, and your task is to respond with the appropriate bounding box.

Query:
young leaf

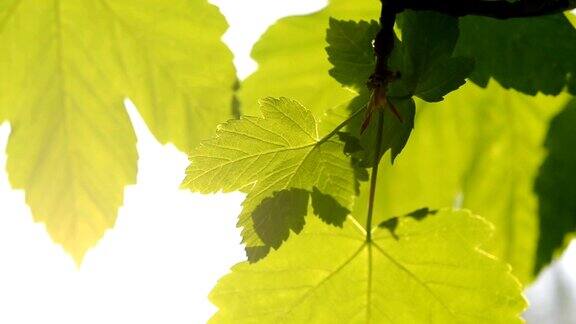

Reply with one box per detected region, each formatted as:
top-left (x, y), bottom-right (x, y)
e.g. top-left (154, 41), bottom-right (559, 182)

top-left (535, 98), bottom-right (576, 273)
top-left (210, 209), bottom-right (526, 323)
top-left (0, 0), bottom-right (235, 263)
top-left (326, 14), bottom-right (474, 102)
top-left (324, 16), bottom-right (472, 165)
top-left (455, 14), bottom-right (576, 95)
top-left (353, 81), bottom-right (569, 283)
top-left (239, 0), bottom-right (379, 116)
top-left (325, 19), bottom-right (380, 93)
top-left (183, 98), bottom-right (361, 261)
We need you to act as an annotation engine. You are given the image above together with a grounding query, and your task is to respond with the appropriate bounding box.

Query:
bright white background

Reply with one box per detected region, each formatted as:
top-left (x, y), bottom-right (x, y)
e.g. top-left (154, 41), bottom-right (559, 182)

top-left (0, 1), bottom-right (574, 323)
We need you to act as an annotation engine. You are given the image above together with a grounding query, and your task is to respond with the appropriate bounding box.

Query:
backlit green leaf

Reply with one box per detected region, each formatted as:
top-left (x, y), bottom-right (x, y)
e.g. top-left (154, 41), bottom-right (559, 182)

top-left (183, 97), bottom-right (361, 261)
top-left (210, 209), bottom-right (526, 323)
top-left (354, 82), bottom-right (569, 283)
top-left (0, 0), bottom-right (235, 263)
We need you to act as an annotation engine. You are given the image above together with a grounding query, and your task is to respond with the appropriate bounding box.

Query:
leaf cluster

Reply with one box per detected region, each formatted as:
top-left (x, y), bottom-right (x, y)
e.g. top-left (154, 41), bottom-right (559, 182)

top-left (1, 0), bottom-right (576, 322)
top-left (184, 4), bottom-right (576, 322)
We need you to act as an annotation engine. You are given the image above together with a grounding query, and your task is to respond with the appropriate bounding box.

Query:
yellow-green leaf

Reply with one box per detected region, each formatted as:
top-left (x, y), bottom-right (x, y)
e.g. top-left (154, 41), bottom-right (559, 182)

top-left (210, 209), bottom-right (526, 323)
top-left (354, 82), bottom-right (569, 283)
top-left (183, 97), bottom-right (362, 261)
top-left (0, 0), bottom-right (235, 263)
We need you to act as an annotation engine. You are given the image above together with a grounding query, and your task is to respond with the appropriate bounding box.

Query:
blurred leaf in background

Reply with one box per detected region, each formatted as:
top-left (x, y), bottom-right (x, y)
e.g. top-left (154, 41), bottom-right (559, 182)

top-left (239, 0), bottom-right (379, 116)
top-left (210, 210), bottom-right (526, 323)
top-left (0, 0), bottom-right (235, 264)
top-left (353, 82), bottom-right (569, 284)
top-left (535, 99), bottom-right (576, 273)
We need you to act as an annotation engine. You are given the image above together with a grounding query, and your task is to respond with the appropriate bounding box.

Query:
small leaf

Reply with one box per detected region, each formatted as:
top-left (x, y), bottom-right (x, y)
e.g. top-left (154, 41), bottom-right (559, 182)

top-left (210, 209), bottom-right (526, 323)
top-left (239, 0), bottom-right (380, 116)
top-left (324, 16), bottom-right (472, 166)
top-left (183, 97), bottom-right (361, 261)
top-left (326, 18), bottom-right (380, 92)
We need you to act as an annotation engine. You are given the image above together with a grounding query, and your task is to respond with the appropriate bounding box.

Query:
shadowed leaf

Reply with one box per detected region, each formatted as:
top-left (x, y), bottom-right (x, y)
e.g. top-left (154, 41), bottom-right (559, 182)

top-left (456, 14), bottom-right (576, 95)
top-left (535, 98), bottom-right (576, 272)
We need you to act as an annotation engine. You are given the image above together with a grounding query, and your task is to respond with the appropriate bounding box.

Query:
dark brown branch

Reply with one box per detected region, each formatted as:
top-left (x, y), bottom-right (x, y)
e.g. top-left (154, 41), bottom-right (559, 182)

top-left (370, 0), bottom-right (576, 85)
top-left (398, 0), bottom-right (576, 20)
top-left (368, 1), bottom-right (401, 88)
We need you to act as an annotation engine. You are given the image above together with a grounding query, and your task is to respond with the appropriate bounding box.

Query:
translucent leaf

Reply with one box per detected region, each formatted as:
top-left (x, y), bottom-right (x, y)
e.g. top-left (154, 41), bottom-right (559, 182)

top-left (0, 0), bottom-right (235, 263)
top-left (239, 0), bottom-right (379, 115)
top-left (183, 98), bottom-right (361, 261)
top-left (210, 210), bottom-right (526, 323)
top-left (354, 82), bottom-right (569, 283)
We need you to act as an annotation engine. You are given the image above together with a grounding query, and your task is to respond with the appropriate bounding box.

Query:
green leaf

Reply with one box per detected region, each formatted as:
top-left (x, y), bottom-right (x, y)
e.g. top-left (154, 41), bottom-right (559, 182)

top-left (239, 0), bottom-right (379, 116)
top-left (324, 15), bottom-right (471, 165)
top-left (326, 14), bottom-right (473, 102)
top-left (358, 96), bottom-right (416, 164)
top-left (414, 56), bottom-right (475, 103)
top-left (353, 82), bottom-right (569, 283)
top-left (397, 11), bottom-right (458, 79)
top-left (394, 11), bottom-right (474, 102)
top-left (0, 0), bottom-right (235, 263)
top-left (210, 209), bottom-right (526, 323)
top-left (326, 19), bottom-right (379, 93)
top-left (183, 97), bottom-right (361, 261)
top-left (534, 98), bottom-right (576, 272)
top-left (455, 14), bottom-right (576, 95)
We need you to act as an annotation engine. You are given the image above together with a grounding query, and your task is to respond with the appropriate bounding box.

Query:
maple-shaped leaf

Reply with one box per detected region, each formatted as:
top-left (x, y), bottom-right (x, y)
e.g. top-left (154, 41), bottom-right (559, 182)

top-left (210, 209), bottom-right (526, 323)
top-left (325, 19), bottom-right (380, 93)
top-left (183, 97), bottom-right (362, 261)
top-left (239, 0), bottom-right (379, 116)
top-left (0, 0), bottom-right (235, 263)
top-left (352, 81), bottom-right (570, 283)
top-left (396, 10), bottom-right (474, 102)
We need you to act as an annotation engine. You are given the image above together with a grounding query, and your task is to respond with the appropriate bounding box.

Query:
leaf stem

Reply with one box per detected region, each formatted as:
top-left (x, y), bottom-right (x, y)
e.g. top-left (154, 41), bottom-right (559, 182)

top-left (365, 109), bottom-right (385, 242)
top-left (317, 104), bottom-right (367, 145)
